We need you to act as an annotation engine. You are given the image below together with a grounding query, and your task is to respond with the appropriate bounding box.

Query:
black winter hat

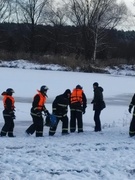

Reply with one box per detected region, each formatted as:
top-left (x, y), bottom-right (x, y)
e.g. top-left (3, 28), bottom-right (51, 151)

top-left (64, 89), bottom-right (71, 98)
top-left (93, 82), bottom-right (99, 87)
top-left (6, 88), bottom-right (15, 95)
top-left (64, 89), bottom-right (71, 94)
top-left (76, 85), bottom-right (83, 89)
top-left (40, 85), bottom-right (49, 92)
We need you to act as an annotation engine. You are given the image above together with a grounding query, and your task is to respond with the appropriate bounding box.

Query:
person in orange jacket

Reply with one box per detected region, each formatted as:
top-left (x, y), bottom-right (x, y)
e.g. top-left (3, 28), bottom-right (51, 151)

top-left (70, 85), bottom-right (87, 133)
top-left (26, 85), bottom-right (49, 137)
top-left (0, 88), bottom-right (16, 137)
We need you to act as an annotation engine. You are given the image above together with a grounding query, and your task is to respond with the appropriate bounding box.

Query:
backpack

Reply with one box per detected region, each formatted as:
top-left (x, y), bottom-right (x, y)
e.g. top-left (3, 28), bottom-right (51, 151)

top-left (101, 101), bottom-right (106, 110)
top-left (45, 114), bottom-right (57, 128)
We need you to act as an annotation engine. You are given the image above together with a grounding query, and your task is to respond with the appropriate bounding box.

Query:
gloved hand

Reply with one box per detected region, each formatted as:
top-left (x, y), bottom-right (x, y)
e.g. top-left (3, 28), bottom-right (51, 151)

top-left (9, 111), bottom-right (16, 119)
top-left (37, 111), bottom-right (42, 116)
top-left (52, 110), bottom-right (56, 115)
top-left (128, 108), bottom-right (131, 113)
top-left (44, 109), bottom-right (50, 116)
top-left (83, 108), bottom-right (86, 114)
top-left (12, 115), bottom-right (16, 119)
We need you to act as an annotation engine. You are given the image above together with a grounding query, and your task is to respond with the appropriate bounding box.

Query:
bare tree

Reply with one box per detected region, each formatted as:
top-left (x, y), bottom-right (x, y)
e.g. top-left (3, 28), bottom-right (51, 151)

top-left (90, 0), bottom-right (127, 63)
top-left (64, 0), bottom-right (127, 64)
top-left (14, 0), bottom-right (49, 56)
top-left (44, 1), bottom-right (69, 54)
top-left (0, 0), bottom-right (14, 48)
top-left (0, 0), bottom-right (13, 22)
top-left (46, 0), bottom-right (68, 26)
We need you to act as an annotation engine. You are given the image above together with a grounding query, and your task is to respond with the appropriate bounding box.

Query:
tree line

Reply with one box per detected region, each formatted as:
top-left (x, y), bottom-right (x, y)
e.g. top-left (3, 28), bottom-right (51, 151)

top-left (0, 0), bottom-right (135, 65)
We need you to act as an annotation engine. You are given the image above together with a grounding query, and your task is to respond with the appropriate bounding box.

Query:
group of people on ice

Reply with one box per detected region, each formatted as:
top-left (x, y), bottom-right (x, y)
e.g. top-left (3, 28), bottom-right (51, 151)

top-left (0, 82), bottom-right (135, 138)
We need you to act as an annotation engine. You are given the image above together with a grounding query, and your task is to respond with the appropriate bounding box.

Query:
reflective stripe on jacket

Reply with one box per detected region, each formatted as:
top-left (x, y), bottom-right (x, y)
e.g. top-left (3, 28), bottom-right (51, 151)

top-left (70, 89), bottom-right (83, 104)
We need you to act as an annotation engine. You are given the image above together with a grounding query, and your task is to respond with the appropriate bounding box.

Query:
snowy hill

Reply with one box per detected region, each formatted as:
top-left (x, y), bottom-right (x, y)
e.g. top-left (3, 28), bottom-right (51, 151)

top-left (0, 59), bottom-right (135, 76)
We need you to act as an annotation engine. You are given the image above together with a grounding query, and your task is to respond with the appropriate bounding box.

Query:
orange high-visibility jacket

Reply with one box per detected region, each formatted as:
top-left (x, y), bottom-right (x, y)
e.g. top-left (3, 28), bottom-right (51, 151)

top-left (34, 90), bottom-right (46, 110)
top-left (3, 95), bottom-right (15, 110)
top-left (70, 89), bottom-right (83, 104)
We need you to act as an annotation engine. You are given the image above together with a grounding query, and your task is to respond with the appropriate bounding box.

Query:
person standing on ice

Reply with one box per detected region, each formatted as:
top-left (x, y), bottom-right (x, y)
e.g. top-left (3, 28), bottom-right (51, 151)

top-left (26, 85), bottom-right (49, 137)
top-left (0, 88), bottom-right (16, 137)
top-left (70, 85), bottom-right (87, 133)
top-left (91, 82), bottom-right (106, 132)
top-left (128, 94), bottom-right (135, 137)
top-left (49, 89), bottom-right (71, 136)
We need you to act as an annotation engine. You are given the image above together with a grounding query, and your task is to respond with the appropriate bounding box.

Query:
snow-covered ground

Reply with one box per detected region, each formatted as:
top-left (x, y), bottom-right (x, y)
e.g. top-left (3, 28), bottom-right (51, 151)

top-left (0, 60), bottom-right (135, 180)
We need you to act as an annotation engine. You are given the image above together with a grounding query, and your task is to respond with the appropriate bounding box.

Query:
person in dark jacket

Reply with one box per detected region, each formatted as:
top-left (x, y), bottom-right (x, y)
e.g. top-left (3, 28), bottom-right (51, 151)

top-left (70, 85), bottom-right (87, 133)
top-left (49, 89), bottom-right (71, 136)
top-left (0, 88), bottom-right (16, 137)
top-left (26, 85), bottom-right (49, 137)
top-left (91, 82), bottom-right (105, 132)
top-left (128, 94), bottom-right (135, 137)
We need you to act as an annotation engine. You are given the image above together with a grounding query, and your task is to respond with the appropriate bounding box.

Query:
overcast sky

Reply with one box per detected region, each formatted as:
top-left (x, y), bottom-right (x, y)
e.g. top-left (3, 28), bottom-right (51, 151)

top-left (123, 0), bottom-right (134, 12)
top-left (116, 0), bottom-right (135, 30)
top-left (54, 0), bottom-right (135, 30)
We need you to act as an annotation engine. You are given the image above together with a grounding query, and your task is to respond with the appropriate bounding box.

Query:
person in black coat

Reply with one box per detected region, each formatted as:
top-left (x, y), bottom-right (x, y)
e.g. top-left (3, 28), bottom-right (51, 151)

top-left (128, 94), bottom-right (135, 137)
top-left (49, 89), bottom-right (71, 136)
top-left (91, 82), bottom-right (105, 132)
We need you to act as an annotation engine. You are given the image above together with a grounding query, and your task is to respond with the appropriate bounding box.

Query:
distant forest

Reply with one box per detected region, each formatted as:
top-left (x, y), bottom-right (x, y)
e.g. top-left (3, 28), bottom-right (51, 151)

top-left (0, 23), bottom-right (135, 63)
top-left (0, 0), bottom-right (134, 68)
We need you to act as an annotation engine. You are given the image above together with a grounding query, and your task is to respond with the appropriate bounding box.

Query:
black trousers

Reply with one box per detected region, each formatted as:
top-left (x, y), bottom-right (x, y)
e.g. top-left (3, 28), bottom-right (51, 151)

top-left (49, 116), bottom-right (68, 136)
top-left (94, 110), bottom-right (101, 131)
top-left (1, 114), bottom-right (14, 137)
top-left (26, 114), bottom-right (44, 137)
top-left (129, 115), bottom-right (135, 137)
top-left (70, 110), bottom-right (83, 133)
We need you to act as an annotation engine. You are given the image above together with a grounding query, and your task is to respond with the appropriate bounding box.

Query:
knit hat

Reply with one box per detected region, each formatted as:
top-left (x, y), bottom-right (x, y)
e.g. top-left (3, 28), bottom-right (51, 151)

top-left (64, 89), bottom-right (71, 94)
top-left (63, 89), bottom-right (71, 98)
top-left (93, 82), bottom-right (99, 87)
top-left (76, 85), bottom-right (83, 89)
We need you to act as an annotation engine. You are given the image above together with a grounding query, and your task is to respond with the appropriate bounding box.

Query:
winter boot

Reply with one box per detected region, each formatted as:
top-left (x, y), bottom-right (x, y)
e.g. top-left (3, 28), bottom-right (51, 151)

top-left (0, 131), bottom-right (7, 137)
top-left (8, 132), bottom-right (15, 137)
